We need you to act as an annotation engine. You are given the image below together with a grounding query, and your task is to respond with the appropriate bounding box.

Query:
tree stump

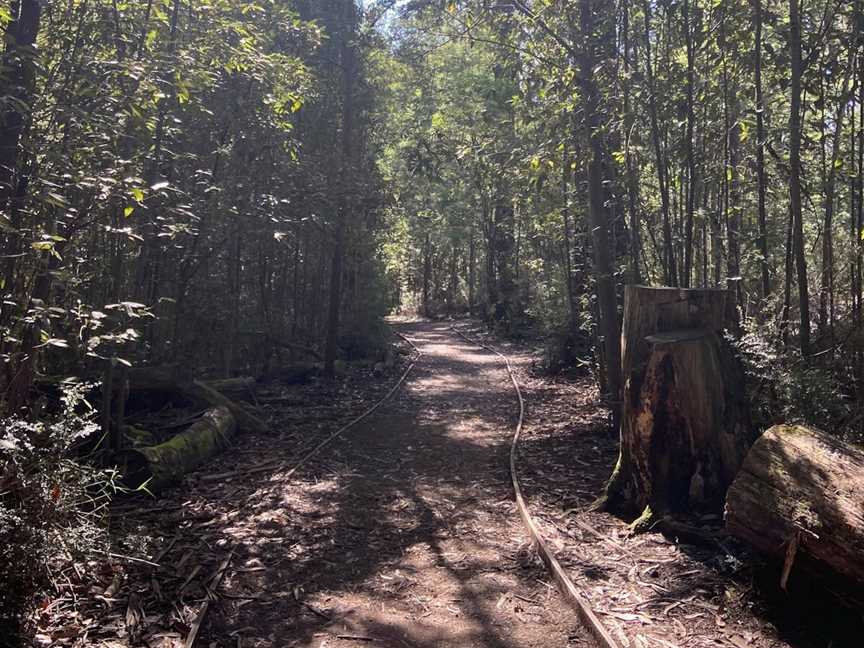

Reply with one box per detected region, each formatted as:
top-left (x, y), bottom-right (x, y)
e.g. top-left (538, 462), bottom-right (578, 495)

top-left (726, 425), bottom-right (864, 585)
top-left (600, 286), bottom-right (754, 520)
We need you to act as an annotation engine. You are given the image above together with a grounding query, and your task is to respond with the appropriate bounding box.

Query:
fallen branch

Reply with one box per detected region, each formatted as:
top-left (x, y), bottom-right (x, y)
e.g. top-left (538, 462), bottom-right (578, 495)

top-left (185, 548), bottom-right (234, 648)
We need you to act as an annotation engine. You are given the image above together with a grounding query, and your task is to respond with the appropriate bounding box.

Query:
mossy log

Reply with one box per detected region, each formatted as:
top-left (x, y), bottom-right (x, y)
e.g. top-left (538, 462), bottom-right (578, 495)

top-left (601, 286), bottom-right (753, 518)
top-left (725, 425), bottom-right (864, 585)
top-left (120, 406), bottom-right (236, 491)
top-left (187, 380), bottom-right (267, 434)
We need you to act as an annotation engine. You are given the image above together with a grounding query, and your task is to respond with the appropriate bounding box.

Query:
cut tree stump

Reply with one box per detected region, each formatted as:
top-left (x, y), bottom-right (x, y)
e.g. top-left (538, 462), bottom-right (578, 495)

top-left (119, 406), bottom-right (236, 491)
top-left (725, 424), bottom-right (864, 585)
top-left (600, 285), bottom-right (754, 520)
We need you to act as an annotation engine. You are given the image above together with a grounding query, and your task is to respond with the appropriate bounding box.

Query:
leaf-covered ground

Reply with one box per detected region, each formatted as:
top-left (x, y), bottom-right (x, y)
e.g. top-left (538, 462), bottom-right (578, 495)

top-left (33, 321), bottom-right (587, 647)
top-left (31, 319), bottom-right (864, 648)
top-left (456, 321), bottom-right (864, 648)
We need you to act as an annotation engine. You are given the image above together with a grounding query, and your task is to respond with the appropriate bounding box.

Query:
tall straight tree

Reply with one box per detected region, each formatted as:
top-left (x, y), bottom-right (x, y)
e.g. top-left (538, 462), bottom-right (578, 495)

top-left (753, 0), bottom-right (771, 300)
top-left (789, 0), bottom-right (810, 354)
top-left (580, 0), bottom-right (622, 427)
top-left (324, 0), bottom-right (358, 379)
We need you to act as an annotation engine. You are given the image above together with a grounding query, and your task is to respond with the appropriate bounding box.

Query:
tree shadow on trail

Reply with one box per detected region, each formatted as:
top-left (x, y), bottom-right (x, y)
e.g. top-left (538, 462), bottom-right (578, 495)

top-left (191, 320), bottom-right (579, 648)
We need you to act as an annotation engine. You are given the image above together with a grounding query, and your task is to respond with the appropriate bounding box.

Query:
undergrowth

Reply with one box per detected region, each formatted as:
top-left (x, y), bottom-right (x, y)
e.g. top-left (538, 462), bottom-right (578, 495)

top-left (0, 383), bottom-right (115, 643)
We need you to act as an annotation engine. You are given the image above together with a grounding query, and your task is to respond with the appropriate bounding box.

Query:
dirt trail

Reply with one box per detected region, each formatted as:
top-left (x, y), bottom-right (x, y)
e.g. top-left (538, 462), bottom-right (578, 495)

top-left (217, 320), bottom-right (588, 647)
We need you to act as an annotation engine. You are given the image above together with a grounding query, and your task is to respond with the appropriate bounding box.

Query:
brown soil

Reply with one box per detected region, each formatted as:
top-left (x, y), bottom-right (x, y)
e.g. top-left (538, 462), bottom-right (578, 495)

top-left (35, 321), bottom-right (589, 648)
top-left (34, 319), bottom-right (864, 648)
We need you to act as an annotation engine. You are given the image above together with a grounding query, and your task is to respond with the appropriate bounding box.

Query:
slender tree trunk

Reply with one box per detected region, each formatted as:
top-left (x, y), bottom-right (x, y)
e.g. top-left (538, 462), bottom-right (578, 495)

top-left (621, 3), bottom-right (642, 284)
top-left (561, 149), bottom-right (580, 339)
top-left (581, 0), bottom-right (622, 429)
top-left (682, 0), bottom-right (697, 288)
top-left (789, 0), bottom-right (810, 355)
top-left (324, 0), bottom-right (357, 379)
top-left (0, 0), bottom-right (41, 332)
top-left (754, 0), bottom-right (771, 300)
top-left (641, 0), bottom-right (677, 286)
top-left (468, 220), bottom-right (476, 315)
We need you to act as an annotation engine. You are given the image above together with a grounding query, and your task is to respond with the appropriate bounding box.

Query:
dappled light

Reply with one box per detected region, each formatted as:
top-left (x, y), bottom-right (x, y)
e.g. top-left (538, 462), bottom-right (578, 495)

top-left (4, 1), bottom-right (864, 647)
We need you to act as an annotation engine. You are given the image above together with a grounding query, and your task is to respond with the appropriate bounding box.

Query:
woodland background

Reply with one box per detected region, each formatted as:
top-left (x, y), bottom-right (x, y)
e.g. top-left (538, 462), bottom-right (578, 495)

top-left (2, 0), bottom-right (864, 640)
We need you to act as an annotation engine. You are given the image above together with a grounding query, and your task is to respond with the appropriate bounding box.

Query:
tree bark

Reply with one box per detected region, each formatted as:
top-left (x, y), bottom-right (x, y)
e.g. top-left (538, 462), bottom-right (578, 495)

top-left (600, 286), bottom-right (751, 518)
top-left (641, 0), bottom-right (677, 286)
top-left (580, 0), bottom-right (622, 428)
top-left (681, 0), bottom-right (697, 288)
top-left (726, 424), bottom-right (864, 586)
top-left (789, 0), bottom-right (811, 354)
top-left (753, 0), bottom-right (771, 300)
top-left (324, 0), bottom-right (357, 379)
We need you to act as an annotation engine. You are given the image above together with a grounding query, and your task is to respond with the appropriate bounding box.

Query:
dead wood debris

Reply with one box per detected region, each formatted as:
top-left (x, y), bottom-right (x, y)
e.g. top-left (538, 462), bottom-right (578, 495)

top-left (30, 347), bottom-right (414, 647)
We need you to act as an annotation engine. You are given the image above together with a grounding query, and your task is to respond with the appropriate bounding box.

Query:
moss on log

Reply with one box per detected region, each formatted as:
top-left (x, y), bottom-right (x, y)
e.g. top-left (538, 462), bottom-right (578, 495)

top-left (120, 406), bottom-right (236, 491)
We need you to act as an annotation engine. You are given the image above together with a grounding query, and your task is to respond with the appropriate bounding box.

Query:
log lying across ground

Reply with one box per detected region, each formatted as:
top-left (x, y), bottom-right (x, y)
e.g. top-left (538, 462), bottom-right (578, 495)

top-left (120, 406), bottom-right (236, 491)
top-left (726, 424), bottom-right (864, 585)
top-left (204, 377), bottom-right (257, 403)
top-left (127, 367), bottom-right (268, 434)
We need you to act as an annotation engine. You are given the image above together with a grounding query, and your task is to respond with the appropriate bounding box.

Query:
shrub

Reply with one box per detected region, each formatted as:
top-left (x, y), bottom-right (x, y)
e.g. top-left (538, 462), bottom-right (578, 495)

top-left (0, 383), bottom-right (114, 642)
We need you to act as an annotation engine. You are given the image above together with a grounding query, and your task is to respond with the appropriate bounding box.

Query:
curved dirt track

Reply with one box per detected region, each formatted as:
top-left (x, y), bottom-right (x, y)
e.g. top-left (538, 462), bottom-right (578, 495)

top-left (219, 320), bottom-right (589, 647)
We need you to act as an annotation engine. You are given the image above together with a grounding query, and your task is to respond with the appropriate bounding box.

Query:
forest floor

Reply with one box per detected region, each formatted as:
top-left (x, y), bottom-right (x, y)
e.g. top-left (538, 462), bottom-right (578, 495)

top-left (32, 320), bottom-right (864, 648)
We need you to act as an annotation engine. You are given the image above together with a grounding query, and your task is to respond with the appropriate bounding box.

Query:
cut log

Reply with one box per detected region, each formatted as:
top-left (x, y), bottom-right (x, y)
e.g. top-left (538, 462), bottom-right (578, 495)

top-left (119, 406), bottom-right (236, 491)
top-left (725, 424), bottom-right (864, 585)
top-left (601, 286), bottom-right (754, 519)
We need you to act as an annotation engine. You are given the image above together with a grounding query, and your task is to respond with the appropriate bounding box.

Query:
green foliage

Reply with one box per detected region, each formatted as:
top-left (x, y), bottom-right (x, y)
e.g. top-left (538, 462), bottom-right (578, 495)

top-left (731, 327), bottom-right (855, 441)
top-left (0, 384), bottom-right (115, 639)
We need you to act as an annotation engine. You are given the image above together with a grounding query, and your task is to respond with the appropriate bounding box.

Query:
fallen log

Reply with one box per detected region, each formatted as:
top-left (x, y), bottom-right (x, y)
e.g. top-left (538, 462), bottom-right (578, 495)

top-left (725, 424), bottom-right (864, 585)
top-left (203, 377), bottom-right (257, 403)
top-left (125, 367), bottom-right (268, 435)
top-left (187, 380), bottom-right (267, 435)
top-left (120, 406), bottom-right (236, 491)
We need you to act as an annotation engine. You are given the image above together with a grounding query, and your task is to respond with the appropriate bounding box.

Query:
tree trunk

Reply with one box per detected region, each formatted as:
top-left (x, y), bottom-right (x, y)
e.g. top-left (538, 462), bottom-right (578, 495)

top-left (0, 0), bottom-right (41, 210)
top-left (119, 406), bottom-right (236, 491)
top-left (324, 0), bottom-right (357, 379)
top-left (600, 286), bottom-right (752, 518)
top-left (580, 0), bottom-right (622, 429)
top-left (681, 0), bottom-right (697, 288)
top-left (641, 0), bottom-right (677, 286)
top-left (754, 0), bottom-right (771, 301)
top-left (468, 221), bottom-right (476, 315)
top-left (789, 0), bottom-right (810, 354)
top-left (621, 3), bottom-right (642, 285)
top-left (726, 424), bottom-right (864, 586)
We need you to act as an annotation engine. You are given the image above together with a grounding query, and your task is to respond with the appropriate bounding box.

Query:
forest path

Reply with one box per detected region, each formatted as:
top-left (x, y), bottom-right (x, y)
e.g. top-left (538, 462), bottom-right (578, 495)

top-left (219, 320), bottom-right (588, 647)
